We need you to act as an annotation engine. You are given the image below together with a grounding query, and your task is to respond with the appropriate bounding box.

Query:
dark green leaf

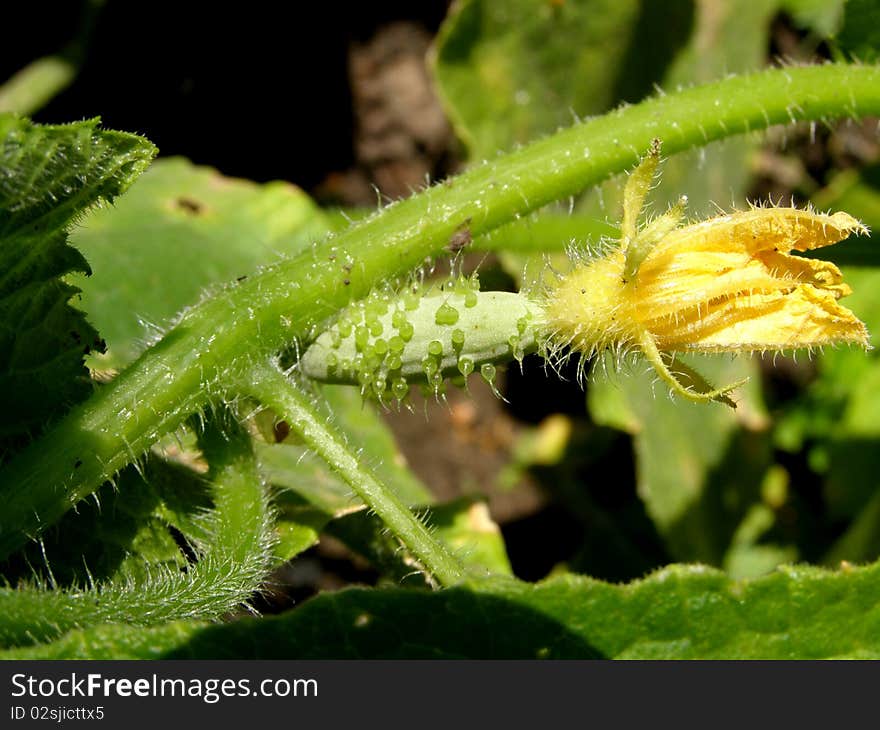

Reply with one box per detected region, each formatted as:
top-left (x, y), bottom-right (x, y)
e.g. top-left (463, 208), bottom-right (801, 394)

top-left (8, 561), bottom-right (880, 658)
top-left (0, 115), bottom-right (155, 451)
top-left (836, 0), bottom-right (880, 62)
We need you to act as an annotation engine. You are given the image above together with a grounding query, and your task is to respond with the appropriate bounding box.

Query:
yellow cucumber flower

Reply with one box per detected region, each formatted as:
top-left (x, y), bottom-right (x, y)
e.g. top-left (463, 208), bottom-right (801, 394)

top-left (542, 140), bottom-right (870, 406)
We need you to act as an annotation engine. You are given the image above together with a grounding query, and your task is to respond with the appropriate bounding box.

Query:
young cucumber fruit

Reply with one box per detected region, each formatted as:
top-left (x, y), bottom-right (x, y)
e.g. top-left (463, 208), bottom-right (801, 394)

top-left (300, 276), bottom-right (543, 399)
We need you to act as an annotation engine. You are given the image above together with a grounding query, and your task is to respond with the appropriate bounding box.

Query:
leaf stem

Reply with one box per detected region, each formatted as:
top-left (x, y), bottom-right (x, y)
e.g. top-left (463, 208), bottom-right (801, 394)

top-left (239, 360), bottom-right (464, 587)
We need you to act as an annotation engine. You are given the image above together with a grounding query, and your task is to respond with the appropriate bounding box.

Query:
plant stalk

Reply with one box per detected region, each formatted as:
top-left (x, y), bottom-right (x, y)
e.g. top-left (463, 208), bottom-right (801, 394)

top-left (240, 360), bottom-right (464, 586)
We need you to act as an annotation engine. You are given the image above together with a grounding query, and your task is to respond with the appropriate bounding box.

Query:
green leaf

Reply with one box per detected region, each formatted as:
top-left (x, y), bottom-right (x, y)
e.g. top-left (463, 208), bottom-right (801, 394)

top-left (425, 498), bottom-right (513, 576)
top-left (0, 115), bottom-right (155, 450)
top-left (432, 0), bottom-right (776, 212)
top-left (836, 0), bottom-right (880, 62)
top-left (433, 0), bottom-right (780, 292)
top-left (0, 621), bottom-right (209, 660)
top-left (12, 151), bottom-right (430, 569)
top-left (432, 0), bottom-right (648, 158)
top-left (589, 355), bottom-right (773, 567)
top-left (67, 158), bottom-right (377, 562)
top-left (268, 489), bottom-right (331, 563)
top-left (780, 0), bottom-right (846, 37)
top-left (70, 157), bottom-right (330, 370)
top-left (649, 0), bottom-right (778, 218)
top-left (8, 562), bottom-right (880, 658)
top-left (0, 120), bottom-right (277, 642)
top-left (0, 411), bottom-right (275, 649)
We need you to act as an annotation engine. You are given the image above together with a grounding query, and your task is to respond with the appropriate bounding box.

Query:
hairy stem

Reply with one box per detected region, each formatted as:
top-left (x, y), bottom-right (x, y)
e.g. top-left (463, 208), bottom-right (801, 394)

top-left (0, 410), bottom-right (273, 648)
top-left (240, 360), bottom-right (464, 586)
top-left (1, 64), bottom-right (879, 558)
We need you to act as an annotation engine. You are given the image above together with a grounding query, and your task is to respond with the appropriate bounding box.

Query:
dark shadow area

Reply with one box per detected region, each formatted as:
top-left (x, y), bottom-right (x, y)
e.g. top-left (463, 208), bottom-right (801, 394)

top-left (503, 357), bottom-right (669, 582)
top-left (612, 0), bottom-right (695, 104)
top-left (812, 436), bottom-right (880, 563)
top-left (165, 584), bottom-right (605, 659)
top-left (504, 353), bottom-right (588, 423)
top-left (501, 503), bottom-right (585, 582)
top-left (522, 426), bottom-right (670, 582)
top-left (771, 444), bottom-right (837, 563)
top-left (2, 1), bottom-right (452, 188)
top-left (665, 426), bottom-right (772, 566)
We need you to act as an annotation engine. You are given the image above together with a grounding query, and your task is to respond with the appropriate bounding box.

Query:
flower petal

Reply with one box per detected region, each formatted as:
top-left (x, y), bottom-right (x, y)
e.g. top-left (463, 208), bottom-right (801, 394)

top-left (646, 207), bottom-right (867, 259)
top-left (632, 208), bottom-right (861, 319)
top-left (758, 251), bottom-right (851, 298)
top-left (634, 249), bottom-right (792, 318)
top-left (652, 285), bottom-right (869, 352)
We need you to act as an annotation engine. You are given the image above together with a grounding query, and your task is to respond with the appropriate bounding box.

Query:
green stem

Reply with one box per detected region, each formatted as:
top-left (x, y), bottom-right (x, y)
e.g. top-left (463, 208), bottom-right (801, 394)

top-left (473, 212), bottom-right (619, 253)
top-left (0, 0), bottom-right (104, 115)
top-left (0, 410), bottom-right (273, 648)
top-left (1, 64), bottom-right (879, 558)
top-left (240, 360), bottom-right (464, 587)
top-left (0, 58), bottom-right (77, 115)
